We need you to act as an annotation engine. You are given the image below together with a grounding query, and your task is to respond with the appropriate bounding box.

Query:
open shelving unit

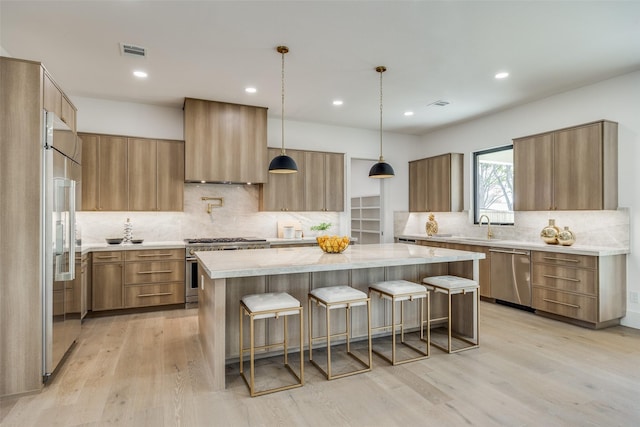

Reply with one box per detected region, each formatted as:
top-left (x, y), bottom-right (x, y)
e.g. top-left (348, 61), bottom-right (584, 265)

top-left (351, 195), bottom-right (381, 244)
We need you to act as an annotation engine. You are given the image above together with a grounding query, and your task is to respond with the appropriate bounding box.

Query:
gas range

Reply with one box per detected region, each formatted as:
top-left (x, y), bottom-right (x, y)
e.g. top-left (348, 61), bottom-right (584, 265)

top-left (184, 237), bottom-right (270, 256)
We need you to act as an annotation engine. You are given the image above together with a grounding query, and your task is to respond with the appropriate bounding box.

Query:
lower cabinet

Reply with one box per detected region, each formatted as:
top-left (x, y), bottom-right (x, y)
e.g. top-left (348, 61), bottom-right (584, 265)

top-left (531, 250), bottom-right (625, 328)
top-left (92, 249), bottom-right (185, 312)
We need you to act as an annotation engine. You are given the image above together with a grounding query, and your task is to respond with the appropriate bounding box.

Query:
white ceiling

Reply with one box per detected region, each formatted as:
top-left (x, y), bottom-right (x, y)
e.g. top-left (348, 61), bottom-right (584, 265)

top-left (2, 1), bottom-right (639, 135)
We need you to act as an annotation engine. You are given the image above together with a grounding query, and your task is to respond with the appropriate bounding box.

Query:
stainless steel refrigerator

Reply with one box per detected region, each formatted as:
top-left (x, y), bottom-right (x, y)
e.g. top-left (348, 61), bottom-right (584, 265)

top-left (42, 110), bottom-right (81, 379)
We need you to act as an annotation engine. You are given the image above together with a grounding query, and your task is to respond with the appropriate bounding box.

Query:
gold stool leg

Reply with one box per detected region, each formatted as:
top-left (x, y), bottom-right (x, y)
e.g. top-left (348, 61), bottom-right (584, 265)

top-left (249, 312), bottom-right (256, 396)
top-left (326, 303), bottom-right (332, 378)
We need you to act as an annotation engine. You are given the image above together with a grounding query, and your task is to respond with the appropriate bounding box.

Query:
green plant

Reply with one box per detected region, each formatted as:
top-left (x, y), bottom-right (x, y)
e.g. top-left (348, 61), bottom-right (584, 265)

top-left (310, 222), bottom-right (332, 232)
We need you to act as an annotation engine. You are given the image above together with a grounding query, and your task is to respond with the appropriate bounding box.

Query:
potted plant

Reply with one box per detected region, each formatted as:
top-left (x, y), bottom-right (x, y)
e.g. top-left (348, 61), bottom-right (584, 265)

top-left (310, 222), bottom-right (332, 236)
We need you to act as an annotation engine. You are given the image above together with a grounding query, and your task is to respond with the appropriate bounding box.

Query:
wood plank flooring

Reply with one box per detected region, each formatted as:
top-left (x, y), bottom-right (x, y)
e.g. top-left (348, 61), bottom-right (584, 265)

top-left (2, 302), bottom-right (640, 426)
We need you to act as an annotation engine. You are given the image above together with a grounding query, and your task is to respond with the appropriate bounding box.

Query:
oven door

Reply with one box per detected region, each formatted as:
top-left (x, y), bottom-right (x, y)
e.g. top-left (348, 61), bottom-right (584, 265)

top-left (185, 257), bottom-right (199, 306)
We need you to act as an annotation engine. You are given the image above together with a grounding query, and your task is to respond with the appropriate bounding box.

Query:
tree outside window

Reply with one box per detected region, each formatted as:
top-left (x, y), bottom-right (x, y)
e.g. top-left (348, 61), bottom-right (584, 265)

top-left (474, 146), bottom-right (514, 225)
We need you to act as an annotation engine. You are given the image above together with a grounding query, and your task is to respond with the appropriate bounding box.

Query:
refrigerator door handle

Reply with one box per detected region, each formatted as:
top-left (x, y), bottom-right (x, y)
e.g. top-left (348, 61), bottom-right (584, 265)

top-left (53, 178), bottom-right (75, 281)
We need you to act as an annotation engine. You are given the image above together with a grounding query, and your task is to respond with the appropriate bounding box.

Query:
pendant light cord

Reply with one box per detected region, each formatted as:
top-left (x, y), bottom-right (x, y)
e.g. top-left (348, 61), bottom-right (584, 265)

top-left (379, 68), bottom-right (383, 161)
top-left (281, 48), bottom-right (286, 155)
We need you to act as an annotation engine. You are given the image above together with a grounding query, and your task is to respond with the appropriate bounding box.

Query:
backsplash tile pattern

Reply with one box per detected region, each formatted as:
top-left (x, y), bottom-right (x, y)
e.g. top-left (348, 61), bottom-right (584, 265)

top-left (78, 184), bottom-right (345, 243)
top-left (395, 209), bottom-right (629, 248)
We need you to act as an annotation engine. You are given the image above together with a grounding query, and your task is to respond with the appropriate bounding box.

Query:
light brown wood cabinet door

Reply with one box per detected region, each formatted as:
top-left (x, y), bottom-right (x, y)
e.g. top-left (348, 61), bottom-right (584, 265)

top-left (513, 133), bottom-right (553, 211)
top-left (261, 148), bottom-right (305, 211)
top-left (553, 123), bottom-right (603, 210)
top-left (409, 154), bottom-right (461, 212)
top-left (157, 140), bottom-right (184, 211)
top-left (323, 152), bottom-right (344, 211)
top-left (128, 138), bottom-right (157, 211)
top-left (426, 154), bottom-right (451, 212)
top-left (43, 73), bottom-right (62, 116)
top-left (60, 95), bottom-right (76, 132)
top-left (408, 159), bottom-right (427, 212)
top-left (304, 151), bottom-right (325, 211)
top-left (98, 136), bottom-right (129, 210)
top-left (80, 133), bottom-right (99, 211)
top-left (92, 263), bottom-right (123, 311)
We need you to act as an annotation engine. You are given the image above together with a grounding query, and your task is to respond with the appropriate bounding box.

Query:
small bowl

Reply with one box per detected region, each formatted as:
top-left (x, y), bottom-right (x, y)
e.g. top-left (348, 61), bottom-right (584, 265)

top-left (317, 235), bottom-right (350, 254)
top-left (105, 238), bottom-right (123, 245)
top-left (132, 239), bottom-right (144, 244)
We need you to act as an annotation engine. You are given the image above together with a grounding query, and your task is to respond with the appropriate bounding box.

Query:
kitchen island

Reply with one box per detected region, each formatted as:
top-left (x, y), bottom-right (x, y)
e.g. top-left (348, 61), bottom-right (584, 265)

top-left (196, 243), bottom-right (485, 391)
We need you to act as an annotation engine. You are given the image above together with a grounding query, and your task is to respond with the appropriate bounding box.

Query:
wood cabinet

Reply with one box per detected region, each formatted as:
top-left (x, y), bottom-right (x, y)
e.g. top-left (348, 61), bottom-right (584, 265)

top-left (80, 133), bottom-right (184, 211)
top-left (260, 148), bottom-right (345, 212)
top-left (260, 148), bottom-right (306, 211)
top-left (513, 120), bottom-right (618, 211)
top-left (531, 250), bottom-right (625, 328)
top-left (43, 72), bottom-right (76, 132)
top-left (92, 251), bottom-right (124, 311)
top-left (184, 98), bottom-right (268, 183)
top-left (304, 151), bottom-right (345, 211)
top-left (409, 153), bottom-right (463, 212)
top-left (92, 249), bottom-right (184, 312)
top-left (417, 240), bottom-right (491, 298)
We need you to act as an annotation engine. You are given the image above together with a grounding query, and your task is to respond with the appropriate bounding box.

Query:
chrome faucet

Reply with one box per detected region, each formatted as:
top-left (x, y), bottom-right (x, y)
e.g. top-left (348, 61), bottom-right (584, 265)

top-left (478, 215), bottom-right (493, 239)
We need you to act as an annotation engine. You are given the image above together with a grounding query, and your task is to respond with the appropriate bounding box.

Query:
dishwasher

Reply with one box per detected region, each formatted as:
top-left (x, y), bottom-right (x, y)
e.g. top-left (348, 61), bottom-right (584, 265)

top-left (489, 248), bottom-right (532, 307)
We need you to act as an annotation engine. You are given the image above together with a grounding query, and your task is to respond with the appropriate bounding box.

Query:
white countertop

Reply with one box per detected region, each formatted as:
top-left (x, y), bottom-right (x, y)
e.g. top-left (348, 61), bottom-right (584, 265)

top-left (196, 242), bottom-right (485, 279)
top-left (396, 234), bottom-right (629, 256)
top-left (266, 237), bottom-right (318, 245)
top-left (81, 241), bottom-right (186, 254)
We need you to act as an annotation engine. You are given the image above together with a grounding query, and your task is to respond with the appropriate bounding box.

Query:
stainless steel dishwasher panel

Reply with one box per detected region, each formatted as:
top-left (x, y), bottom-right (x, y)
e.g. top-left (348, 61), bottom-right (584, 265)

top-left (490, 248), bottom-right (531, 306)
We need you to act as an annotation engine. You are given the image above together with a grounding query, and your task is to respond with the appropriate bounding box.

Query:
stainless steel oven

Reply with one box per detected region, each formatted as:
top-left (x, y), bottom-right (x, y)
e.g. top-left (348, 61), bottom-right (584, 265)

top-left (184, 238), bottom-right (270, 307)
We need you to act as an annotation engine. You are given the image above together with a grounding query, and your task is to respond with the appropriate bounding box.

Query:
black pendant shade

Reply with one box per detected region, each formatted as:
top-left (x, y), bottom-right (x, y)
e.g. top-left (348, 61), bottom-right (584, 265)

top-left (268, 153), bottom-right (298, 174)
top-left (368, 159), bottom-right (395, 178)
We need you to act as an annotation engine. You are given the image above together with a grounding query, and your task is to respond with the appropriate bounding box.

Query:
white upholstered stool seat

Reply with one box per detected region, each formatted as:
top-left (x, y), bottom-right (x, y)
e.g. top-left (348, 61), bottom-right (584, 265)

top-left (308, 286), bottom-right (372, 380)
top-left (422, 275), bottom-right (479, 354)
top-left (368, 280), bottom-right (430, 365)
top-left (240, 292), bottom-right (304, 397)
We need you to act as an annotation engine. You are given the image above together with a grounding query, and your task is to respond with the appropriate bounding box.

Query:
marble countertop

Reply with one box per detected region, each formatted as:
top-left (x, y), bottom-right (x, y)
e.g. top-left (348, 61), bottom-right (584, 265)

top-left (81, 241), bottom-right (186, 254)
top-left (196, 242), bottom-right (485, 279)
top-left (266, 237), bottom-right (318, 245)
top-left (396, 234), bottom-right (629, 256)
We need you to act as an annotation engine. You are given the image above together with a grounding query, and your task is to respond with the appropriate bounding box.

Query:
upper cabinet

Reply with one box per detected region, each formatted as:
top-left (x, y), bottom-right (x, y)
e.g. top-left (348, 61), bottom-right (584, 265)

top-left (409, 153), bottom-right (463, 212)
top-left (184, 98), bottom-right (268, 183)
top-left (259, 149), bottom-right (345, 212)
top-left (80, 133), bottom-right (184, 211)
top-left (43, 71), bottom-right (76, 132)
top-left (513, 120), bottom-right (618, 211)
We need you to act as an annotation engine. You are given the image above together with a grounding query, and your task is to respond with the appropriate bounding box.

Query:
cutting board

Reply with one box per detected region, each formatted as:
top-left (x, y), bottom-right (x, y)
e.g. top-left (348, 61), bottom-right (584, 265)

top-left (277, 220), bottom-right (302, 238)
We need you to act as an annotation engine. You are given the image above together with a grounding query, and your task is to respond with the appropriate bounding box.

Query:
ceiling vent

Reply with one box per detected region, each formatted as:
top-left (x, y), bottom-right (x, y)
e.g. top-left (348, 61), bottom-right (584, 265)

top-left (120, 43), bottom-right (147, 58)
top-left (427, 100), bottom-right (450, 107)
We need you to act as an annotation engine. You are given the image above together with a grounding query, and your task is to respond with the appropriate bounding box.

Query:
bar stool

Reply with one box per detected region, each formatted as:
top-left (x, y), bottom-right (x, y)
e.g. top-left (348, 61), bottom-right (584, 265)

top-left (308, 285), bottom-right (372, 380)
top-left (422, 275), bottom-right (479, 354)
top-left (239, 292), bottom-right (304, 397)
top-left (368, 280), bottom-right (429, 365)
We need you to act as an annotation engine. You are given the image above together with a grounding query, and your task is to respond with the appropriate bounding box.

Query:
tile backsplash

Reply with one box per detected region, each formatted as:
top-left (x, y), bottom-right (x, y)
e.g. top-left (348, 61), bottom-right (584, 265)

top-left (395, 209), bottom-right (630, 248)
top-left (78, 184), bottom-right (345, 243)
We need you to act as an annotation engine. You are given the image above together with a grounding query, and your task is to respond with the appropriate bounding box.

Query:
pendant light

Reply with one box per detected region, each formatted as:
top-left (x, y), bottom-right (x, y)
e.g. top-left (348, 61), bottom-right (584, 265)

top-left (268, 45), bottom-right (298, 174)
top-left (369, 66), bottom-right (395, 178)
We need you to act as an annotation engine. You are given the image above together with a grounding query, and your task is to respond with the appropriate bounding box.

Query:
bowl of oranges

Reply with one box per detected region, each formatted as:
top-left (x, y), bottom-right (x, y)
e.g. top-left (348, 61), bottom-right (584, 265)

top-left (316, 235), bottom-right (350, 253)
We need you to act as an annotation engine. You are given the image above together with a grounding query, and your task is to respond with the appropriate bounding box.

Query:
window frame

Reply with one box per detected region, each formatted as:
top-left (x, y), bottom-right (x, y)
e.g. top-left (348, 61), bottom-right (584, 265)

top-left (473, 145), bottom-right (514, 226)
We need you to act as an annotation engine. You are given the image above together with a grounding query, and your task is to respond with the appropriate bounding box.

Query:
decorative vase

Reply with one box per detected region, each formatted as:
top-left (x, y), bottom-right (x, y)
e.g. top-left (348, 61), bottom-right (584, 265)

top-left (426, 213), bottom-right (438, 236)
top-left (557, 226), bottom-right (576, 246)
top-left (540, 219), bottom-right (560, 244)
top-left (123, 218), bottom-right (133, 243)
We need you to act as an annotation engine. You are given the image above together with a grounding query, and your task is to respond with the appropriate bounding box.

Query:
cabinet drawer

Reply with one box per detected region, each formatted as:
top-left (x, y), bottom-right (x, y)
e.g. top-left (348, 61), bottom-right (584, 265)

top-left (93, 251), bottom-right (124, 263)
top-left (532, 264), bottom-right (597, 295)
top-left (532, 287), bottom-right (596, 323)
top-left (124, 283), bottom-right (185, 308)
top-left (532, 251), bottom-right (597, 269)
top-left (125, 249), bottom-right (183, 262)
top-left (124, 260), bottom-right (184, 285)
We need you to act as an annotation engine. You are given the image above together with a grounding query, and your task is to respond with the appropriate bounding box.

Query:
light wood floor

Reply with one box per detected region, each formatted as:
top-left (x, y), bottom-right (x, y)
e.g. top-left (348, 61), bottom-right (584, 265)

top-left (2, 302), bottom-right (640, 426)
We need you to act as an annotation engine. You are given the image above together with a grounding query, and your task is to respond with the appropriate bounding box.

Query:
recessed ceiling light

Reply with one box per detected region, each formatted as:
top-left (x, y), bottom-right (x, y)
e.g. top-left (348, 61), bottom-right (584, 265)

top-left (404, 111), bottom-right (414, 116)
top-left (332, 100), bottom-right (343, 106)
top-left (245, 87), bottom-right (257, 93)
top-left (133, 70), bottom-right (148, 78)
top-left (495, 72), bottom-right (509, 79)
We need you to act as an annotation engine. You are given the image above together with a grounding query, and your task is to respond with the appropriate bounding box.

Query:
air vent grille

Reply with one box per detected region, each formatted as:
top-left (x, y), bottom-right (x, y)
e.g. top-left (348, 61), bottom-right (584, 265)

top-left (428, 100), bottom-right (450, 107)
top-left (120, 43), bottom-right (147, 58)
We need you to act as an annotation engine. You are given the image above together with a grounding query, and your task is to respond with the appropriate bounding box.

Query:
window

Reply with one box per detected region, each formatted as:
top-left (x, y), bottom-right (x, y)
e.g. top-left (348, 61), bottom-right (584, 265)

top-left (473, 146), bottom-right (514, 225)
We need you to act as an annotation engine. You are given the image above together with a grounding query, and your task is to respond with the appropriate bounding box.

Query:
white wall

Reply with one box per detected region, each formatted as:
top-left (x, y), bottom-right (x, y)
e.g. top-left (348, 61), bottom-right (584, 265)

top-left (71, 96), bottom-right (418, 243)
top-left (414, 70), bottom-right (640, 328)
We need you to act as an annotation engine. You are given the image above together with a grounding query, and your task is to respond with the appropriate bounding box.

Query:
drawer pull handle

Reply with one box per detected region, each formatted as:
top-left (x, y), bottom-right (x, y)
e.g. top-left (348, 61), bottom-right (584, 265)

top-left (137, 270), bottom-right (173, 274)
top-left (137, 292), bottom-right (173, 298)
top-left (136, 253), bottom-right (173, 257)
top-left (543, 274), bottom-right (580, 283)
top-left (543, 298), bottom-right (580, 309)
top-left (97, 255), bottom-right (118, 259)
top-left (543, 256), bottom-right (580, 264)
